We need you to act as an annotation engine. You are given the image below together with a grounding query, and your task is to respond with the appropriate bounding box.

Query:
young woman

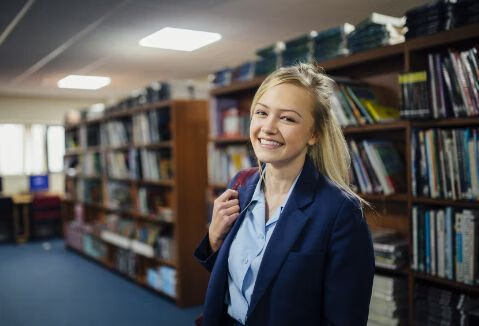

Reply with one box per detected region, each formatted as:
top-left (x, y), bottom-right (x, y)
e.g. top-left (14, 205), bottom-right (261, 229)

top-left (195, 63), bottom-right (375, 326)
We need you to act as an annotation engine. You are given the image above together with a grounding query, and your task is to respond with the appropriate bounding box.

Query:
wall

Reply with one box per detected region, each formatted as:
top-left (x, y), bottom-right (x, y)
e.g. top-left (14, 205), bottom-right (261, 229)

top-left (0, 94), bottom-right (99, 195)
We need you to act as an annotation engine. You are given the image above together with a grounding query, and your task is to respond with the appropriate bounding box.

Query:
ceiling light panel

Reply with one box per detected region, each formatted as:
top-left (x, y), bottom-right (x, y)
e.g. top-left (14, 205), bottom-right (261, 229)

top-left (57, 75), bottom-right (111, 90)
top-left (139, 27), bottom-right (222, 51)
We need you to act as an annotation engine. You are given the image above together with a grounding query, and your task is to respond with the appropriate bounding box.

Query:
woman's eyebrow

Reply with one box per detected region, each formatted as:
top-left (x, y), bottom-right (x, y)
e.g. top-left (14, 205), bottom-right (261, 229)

top-left (256, 102), bottom-right (303, 118)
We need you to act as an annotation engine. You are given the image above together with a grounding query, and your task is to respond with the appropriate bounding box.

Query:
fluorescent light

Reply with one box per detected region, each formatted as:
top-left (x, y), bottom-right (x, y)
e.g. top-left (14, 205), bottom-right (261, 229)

top-left (57, 75), bottom-right (111, 90)
top-left (139, 27), bottom-right (221, 51)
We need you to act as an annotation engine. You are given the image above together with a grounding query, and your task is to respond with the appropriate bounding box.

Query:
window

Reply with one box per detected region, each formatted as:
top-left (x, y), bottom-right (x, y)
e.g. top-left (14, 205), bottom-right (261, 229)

top-left (0, 124), bottom-right (25, 175)
top-left (0, 124), bottom-right (65, 176)
top-left (47, 126), bottom-right (65, 173)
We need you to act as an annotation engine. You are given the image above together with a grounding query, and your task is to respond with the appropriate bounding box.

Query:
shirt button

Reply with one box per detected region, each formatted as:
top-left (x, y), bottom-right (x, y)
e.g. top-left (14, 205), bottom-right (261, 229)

top-left (243, 258), bottom-right (249, 264)
top-left (259, 234), bottom-right (264, 240)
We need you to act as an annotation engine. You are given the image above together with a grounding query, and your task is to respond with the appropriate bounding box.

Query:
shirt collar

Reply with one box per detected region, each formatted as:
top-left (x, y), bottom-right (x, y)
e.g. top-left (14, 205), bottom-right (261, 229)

top-left (250, 165), bottom-right (302, 209)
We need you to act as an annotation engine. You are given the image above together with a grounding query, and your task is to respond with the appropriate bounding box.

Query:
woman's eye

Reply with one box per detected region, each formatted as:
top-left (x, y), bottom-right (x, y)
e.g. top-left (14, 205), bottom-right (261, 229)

top-left (255, 110), bottom-right (266, 116)
top-left (281, 116), bottom-right (295, 122)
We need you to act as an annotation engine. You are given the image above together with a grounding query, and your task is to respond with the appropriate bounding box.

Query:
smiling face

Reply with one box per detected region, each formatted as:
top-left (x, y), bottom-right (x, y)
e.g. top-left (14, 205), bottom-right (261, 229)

top-left (250, 83), bottom-right (317, 170)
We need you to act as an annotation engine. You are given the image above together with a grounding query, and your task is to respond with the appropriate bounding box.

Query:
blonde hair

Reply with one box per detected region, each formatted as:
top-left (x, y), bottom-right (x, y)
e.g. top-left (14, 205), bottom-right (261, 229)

top-left (250, 62), bottom-right (368, 207)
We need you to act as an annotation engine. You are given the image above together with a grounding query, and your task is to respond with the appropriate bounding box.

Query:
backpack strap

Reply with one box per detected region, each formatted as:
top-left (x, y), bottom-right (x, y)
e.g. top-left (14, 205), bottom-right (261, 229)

top-left (231, 167), bottom-right (259, 190)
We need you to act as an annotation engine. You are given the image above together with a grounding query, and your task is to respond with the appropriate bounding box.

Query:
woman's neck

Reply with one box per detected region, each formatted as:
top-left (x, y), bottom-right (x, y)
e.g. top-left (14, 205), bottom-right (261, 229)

top-left (264, 156), bottom-right (305, 196)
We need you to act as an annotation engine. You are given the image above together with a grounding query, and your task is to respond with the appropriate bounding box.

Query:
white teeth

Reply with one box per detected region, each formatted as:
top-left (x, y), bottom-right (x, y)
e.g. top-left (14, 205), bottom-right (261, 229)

top-left (260, 138), bottom-right (281, 146)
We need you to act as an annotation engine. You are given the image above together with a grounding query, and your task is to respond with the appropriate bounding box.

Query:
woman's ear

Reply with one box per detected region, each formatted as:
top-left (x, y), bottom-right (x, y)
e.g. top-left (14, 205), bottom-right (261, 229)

top-left (307, 131), bottom-right (318, 146)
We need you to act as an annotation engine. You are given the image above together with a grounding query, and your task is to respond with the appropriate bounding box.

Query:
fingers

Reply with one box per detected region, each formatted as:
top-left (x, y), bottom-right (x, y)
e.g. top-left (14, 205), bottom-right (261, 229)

top-left (215, 189), bottom-right (238, 203)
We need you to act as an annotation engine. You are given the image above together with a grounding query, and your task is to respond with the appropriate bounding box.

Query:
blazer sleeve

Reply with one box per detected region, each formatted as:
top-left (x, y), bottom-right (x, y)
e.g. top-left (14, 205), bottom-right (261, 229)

top-left (193, 171), bottom-right (242, 273)
top-left (323, 197), bottom-right (375, 326)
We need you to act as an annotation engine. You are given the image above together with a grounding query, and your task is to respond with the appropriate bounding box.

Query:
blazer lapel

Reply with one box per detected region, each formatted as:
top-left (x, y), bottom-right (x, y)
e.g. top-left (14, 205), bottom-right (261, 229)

top-left (247, 158), bottom-right (319, 318)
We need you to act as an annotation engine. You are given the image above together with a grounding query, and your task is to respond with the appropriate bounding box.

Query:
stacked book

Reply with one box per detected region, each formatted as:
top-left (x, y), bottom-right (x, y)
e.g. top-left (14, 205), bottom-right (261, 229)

top-left (411, 127), bottom-right (479, 201)
top-left (412, 206), bottom-right (479, 285)
top-left (372, 228), bottom-right (408, 271)
top-left (231, 62), bottom-right (255, 83)
top-left (453, 0), bottom-right (479, 28)
top-left (254, 42), bottom-right (284, 77)
top-left (281, 32), bottom-right (316, 67)
top-left (406, 0), bottom-right (479, 40)
top-left (368, 275), bottom-right (408, 326)
top-left (348, 13), bottom-right (406, 54)
top-left (348, 140), bottom-right (406, 195)
top-left (330, 80), bottom-right (400, 126)
top-left (314, 23), bottom-right (354, 62)
top-left (405, 0), bottom-right (455, 39)
top-left (414, 283), bottom-right (479, 325)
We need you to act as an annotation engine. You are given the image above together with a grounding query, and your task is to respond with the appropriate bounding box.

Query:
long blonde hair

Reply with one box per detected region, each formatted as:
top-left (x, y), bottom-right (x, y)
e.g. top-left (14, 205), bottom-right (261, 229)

top-left (250, 63), bottom-right (368, 207)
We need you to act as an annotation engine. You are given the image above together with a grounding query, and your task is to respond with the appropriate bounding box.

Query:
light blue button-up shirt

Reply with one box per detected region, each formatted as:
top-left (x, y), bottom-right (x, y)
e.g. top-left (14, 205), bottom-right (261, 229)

top-left (226, 169), bottom-right (301, 324)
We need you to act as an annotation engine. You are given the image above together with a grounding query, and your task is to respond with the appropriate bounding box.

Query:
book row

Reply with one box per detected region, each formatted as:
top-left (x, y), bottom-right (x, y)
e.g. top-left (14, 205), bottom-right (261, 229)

top-left (412, 206), bottom-right (479, 285)
top-left (411, 127), bottom-right (479, 201)
top-left (413, 282), bottom-right (479, 326)
top-left (399, 46), bottom-right (479, 119)
top-left (348, 139), bottom-right (406, 195)
top-left (207, 145), bottom-right (256, 185)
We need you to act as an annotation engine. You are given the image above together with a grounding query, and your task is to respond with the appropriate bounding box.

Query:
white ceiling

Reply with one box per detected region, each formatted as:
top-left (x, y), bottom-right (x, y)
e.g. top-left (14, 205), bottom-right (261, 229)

top-left (0, 0), bottom-right (430, 101)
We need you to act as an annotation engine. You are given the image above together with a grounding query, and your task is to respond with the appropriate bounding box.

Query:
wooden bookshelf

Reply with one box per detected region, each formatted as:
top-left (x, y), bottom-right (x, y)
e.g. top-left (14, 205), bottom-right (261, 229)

top-left (207, 24), bottom-right (479, 324)
top-left (62, 99), bottom-right (209, 307)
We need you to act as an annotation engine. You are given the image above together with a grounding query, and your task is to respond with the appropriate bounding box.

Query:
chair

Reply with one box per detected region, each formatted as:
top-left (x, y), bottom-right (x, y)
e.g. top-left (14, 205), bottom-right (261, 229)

top-left (31, 194), bottom-right (62, 239)
top-left (0, 196), bottom-right (14, 242)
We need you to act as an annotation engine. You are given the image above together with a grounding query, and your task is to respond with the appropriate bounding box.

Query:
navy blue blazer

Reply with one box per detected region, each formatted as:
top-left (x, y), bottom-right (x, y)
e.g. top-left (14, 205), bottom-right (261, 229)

top-left (195, 158), bottom-right (375, 325)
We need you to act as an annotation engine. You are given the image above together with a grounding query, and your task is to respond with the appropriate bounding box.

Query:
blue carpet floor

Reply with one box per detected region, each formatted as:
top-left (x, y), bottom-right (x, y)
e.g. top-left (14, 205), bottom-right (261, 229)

top-left (0, 239), bottom-right (202, 326)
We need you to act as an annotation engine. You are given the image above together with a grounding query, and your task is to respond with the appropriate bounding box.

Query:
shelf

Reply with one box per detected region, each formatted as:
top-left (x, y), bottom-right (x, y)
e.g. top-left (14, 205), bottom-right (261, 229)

top-left (64, 148), bottom-right (82, 156)
top-left (66, 174), bottom-right (102, 180)
top-left (65, 244), bottom-right (177, 301)
top-left (321, 43), bottom-right (405, 71)
top-left (413, 271), bottom-right (479, 294)
top-left (210, 76), bottom-right (265, 96)
top-left (65, 124), bottom-right (80, 131)
top-left (133, 100), bottom-right (170, 114)
top-left (342, 120), bottom-right (409, 135)
top-left (105, 177), bottom-right (174, 187)
top-left (411, 116), bottom-right (479, 129)
top-left (136, 179), bottom-right (175, 187)
top-left (375, 266), bottom-right (409, 277)
top-left (210, 136), bottom-right (250, 144)
top-left (209, 183), bottom-right (228, 190)
top-left (360, 193), bottom-right (409, 202)
top-left (133, 141), bottom-right (173, 149)
top-left (412, 197), bottom-right (479, 208)
top-left (406, 23), bottom-right (479, 52)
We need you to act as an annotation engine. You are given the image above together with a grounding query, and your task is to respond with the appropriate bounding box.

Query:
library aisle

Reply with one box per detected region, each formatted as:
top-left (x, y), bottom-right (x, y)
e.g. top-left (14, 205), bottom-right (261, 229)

top-left (0, 239), bottom-right (202, 326)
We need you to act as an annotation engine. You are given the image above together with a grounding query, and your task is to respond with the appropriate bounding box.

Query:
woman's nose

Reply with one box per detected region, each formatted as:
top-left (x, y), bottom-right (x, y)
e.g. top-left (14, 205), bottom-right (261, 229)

top-left (261, 116), bottom-right (278, 133)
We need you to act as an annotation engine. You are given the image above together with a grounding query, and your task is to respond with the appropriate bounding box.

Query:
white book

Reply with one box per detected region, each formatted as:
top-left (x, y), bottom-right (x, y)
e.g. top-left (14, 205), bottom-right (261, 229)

top-left (462, 210), bottom-right (477, 285)
top-left (362, 140), bottom-right (393, 195)
top-left (469, 134), bottom-right (479, 199)
top-left (430, 210), bottom-right (437, 276)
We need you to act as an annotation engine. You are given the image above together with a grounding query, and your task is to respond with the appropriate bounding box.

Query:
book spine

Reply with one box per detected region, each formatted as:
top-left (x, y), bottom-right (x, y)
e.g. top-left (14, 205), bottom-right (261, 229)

top-left (425, 209), bottom-right (431, 274)
top-left (413, 206), bottom-right (418, 270)
top-left (437, 209), bottom-right (445, 278)
top-left (455, 212), bottom-right (464, 283)
top-left (430, 209), bottom-right (436, 276)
